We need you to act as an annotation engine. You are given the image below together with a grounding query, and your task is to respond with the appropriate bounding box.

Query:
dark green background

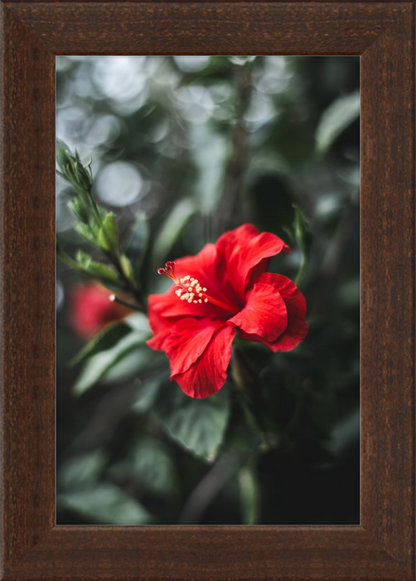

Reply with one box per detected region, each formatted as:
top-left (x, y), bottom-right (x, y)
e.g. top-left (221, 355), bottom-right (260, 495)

top-left (56, 56), bottom-right (360, 525)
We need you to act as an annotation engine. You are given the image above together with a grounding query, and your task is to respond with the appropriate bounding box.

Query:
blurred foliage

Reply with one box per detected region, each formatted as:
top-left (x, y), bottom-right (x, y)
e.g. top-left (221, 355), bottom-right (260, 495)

top-left (56, 56), bottom-right (360, 525)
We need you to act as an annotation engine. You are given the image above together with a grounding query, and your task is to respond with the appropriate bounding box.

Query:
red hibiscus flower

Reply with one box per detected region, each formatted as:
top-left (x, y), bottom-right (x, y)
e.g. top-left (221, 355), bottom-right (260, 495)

top-left (70, 283), bottom-right (130, 339)
top-left (147, 224), bottom-right (308, 398)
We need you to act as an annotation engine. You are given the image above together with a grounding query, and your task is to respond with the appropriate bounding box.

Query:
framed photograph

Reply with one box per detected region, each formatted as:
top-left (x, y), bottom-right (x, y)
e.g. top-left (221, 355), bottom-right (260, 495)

top-left (1, 2), bottom-right (414, 580)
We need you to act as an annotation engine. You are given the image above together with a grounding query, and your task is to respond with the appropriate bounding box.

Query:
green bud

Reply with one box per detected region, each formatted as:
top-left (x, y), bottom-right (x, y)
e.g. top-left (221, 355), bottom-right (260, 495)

top-left (56, 139), bottom-right (93, 191)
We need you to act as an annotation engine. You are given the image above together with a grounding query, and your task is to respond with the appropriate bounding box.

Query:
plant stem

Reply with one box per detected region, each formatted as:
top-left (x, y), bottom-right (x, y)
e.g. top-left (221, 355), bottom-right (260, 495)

top-left (231, 349), bottom-right (273, 450)
top-left (109, 294), bottom-right (142, 312)
top-left (216, 63), bottom-right (252, 235)
top-left (103, 249), bottom-right (146, 312)
top-left (85, 184), bottom-right (146, 312)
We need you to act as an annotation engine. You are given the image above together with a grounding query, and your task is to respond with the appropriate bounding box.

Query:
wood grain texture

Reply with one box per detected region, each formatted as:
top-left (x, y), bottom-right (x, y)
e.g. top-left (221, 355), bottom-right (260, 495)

top-left (0, 2), bottom-right (56, 574)
top-left (5, 2), bottom-right (411, 55)
top-left (360, 5), bottom-right (415, 574)
top-left (1, 1), bottom-right (415, 580)
top-left (2, 526), bottom-right (412, 581)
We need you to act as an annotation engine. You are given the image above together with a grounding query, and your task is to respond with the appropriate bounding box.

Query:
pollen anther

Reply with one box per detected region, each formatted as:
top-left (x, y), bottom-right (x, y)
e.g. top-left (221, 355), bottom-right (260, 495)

top-left (159, 263), bottom-right (214, 309)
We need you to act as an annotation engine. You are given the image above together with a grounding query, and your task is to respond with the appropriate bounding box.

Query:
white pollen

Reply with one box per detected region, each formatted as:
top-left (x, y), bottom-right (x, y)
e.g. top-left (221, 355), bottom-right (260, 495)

top-left (202, 287), bottom-right (207, 292)
top-left (199, 293), bottom-right (203, 297)
top-left (187, 299), bottom-right (193, 303)
top-left (198, 299), bottom-right (202, 303)
top-left (204, 298), bottom-right (208, 303)
top-left (193, 300), bottom-right (198, 304)
top-left (181, 293), bottom-right (190, 301)
top-left (188, 287), bottom-right (193, 292)
top-left (191, 280), bottom-right (197, 287)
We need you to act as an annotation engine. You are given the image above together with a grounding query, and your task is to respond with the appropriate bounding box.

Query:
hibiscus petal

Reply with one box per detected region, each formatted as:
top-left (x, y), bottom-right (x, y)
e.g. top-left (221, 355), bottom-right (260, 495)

top-left (229, 282), bottom-right (287, 342)
top-left (258, 273), bottom-right (307, 318)
top-left (239, 273), bottom-right (308, 351)
top-left (172, 325), bottom-right (236, 398)
top-left (147, 317), bottom-right (226, 376)
top-left (174, 243), bottom-right (218, 285)
top-left (216, 224), bottom-right (289, 298)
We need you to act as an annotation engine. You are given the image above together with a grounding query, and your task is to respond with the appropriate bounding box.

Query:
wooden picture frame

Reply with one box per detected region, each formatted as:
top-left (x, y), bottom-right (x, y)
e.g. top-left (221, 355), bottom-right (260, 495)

top-left (1, 1), bottom-right (414, 579)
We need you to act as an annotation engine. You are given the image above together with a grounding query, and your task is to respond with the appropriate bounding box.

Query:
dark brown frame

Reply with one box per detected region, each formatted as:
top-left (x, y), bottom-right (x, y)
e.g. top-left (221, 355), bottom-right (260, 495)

top-left (1, 1), bottom-right (414, 580)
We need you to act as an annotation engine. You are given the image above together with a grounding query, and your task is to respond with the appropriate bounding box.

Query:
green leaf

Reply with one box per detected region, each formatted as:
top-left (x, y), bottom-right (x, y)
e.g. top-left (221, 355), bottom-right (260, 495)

top-left (151, 198), bottom-right (195, 272)
top-left (110, 436), bottom-right (177, 496)
top-left (102, 346), bottom-right (162, 386)
top-left (124, 215), bottom-right (150, 283)
top-left (119, 254), bottom-right (135, 284)
top-left (155, 384), bottom-right (230, 461)
top-left (75, 250), bottom-right (119, 283)
top-left (74, 222), bottom-right (98, 244)
top-left (70, 322), bottom-right (132, 366)
top-left (68, 196), bottom-right (90, 225)
top-left (292, 205), bottom-right (311, 255)
top-left (132, 374), bottom-right (167, 413)
top-left (57, 484), bottom-right (152, 524)
top-left (97, 212), bottom-right (119, 252)
top-left (74, 332), bottom-right (147, 394)
top-left (59, 450), bottom-right (106, 490)
top-left (315, 91), bottom-right (360, 155)
top-left (291, 205), bottom-right (312, 286)
top-left (57, 242), bottom-right (119, 284)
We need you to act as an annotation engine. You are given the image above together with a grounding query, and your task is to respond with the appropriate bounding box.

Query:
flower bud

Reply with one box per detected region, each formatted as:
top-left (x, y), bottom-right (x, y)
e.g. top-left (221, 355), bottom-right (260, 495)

top-left (70, 283), bottom-right (130, 339)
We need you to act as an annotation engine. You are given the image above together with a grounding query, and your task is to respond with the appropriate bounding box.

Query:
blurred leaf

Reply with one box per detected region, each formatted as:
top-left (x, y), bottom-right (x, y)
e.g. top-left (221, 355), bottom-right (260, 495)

top-left (126, 312), bottom-right (150, 334)
top-left (293, 204), bottom-right (312, 255)
top-left (110, 436), bottom-right (177, 496)
top-left (120, 254), bottom-right (135, 284)
top-left (97, 212), bottom-right (119, 253)
top-left (102, 345), bottom-right (162, 386)
top-left (74, 222), bottom-right (97, 244)
top-left (57, 484), bottom-right (152, 524)
top-left (155, 384), bottom-right (230, 461)
top-left (339, 277), bottom-right (360, 308)
top-left (132, 374), bottom-right (167, 413)
top-left (59, 450), bottom-right (106, 490)
top-left (326, 408), bottom-right (359, 456)
top-left (75, 250), bottom-right (119, 283)
top-left (124, 215), bottom-right (150, 284)
top-left (315, 91), bottom-right (360, 155)
top-left (239, 464), bottom-right (259, 525)
top-left (70, 322), bottom-right (131, 366)
top-left (151, 198), bottom-right (196, 271)
top-left (290, 205), bottom-right (312, 286)
top-left (74, 332), bottom-right (147, 394)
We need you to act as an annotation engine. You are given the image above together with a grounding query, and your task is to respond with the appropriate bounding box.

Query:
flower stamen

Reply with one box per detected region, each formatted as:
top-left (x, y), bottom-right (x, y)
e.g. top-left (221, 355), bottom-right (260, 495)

top-left (157, 261), bottom-right (235, 314)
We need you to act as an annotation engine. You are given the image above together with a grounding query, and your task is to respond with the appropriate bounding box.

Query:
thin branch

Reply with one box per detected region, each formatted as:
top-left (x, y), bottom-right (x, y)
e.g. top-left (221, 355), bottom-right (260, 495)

top-left (215, 64), bottom-right (253, 236)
